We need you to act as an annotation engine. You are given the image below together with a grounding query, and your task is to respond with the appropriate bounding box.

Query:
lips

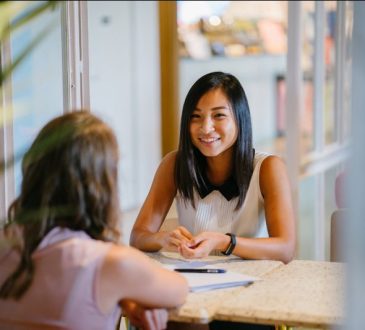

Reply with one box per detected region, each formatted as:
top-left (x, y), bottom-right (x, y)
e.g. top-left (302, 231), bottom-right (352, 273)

top-left (199, 137), bottom-right (220, 144)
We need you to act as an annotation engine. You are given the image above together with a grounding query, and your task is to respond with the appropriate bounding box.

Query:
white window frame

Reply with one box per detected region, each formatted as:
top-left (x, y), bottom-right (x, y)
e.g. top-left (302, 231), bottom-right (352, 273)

top-left (0, 37), bottom-right (15, 223)
top-left (61, 1), bottom-right (90, 112)
top-left (286, 1), bottom-right (351, 260)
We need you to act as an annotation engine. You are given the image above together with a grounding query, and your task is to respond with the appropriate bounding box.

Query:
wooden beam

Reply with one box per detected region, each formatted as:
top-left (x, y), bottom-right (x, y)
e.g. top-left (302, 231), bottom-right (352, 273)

top-left (159, 1), bottom-right (179, 156)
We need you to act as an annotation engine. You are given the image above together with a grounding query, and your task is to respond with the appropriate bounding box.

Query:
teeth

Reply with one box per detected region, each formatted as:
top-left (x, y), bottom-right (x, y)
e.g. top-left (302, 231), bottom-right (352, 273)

top-left (200, 137), bottom-right (218, 143)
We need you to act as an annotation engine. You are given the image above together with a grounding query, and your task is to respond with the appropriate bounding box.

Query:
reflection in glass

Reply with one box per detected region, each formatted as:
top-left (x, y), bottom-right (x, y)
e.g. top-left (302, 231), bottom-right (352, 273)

top-left (298, 175), bottom-right (316, 260)
top-left (324, 1), bottom-right (337, 145)
top-left (10, 4), bottom-right (63, 193)
top-left (178, 1), bottom-right (287, 60)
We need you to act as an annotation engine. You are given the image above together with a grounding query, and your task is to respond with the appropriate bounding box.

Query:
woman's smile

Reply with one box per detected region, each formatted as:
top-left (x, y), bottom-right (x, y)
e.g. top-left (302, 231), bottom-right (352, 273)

top-left (198, 136), bottom-right (220, 144)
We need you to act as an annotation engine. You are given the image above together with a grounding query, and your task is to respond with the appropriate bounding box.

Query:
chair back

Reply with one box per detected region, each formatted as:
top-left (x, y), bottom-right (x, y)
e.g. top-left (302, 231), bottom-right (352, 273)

top-left (330, 209), bottom-right (347, 262)
top-left (335, 171), bottom-right (347, 208)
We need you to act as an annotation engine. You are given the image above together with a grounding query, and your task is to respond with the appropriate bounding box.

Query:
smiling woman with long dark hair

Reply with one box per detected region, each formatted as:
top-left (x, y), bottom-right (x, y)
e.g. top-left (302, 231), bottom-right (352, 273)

top-left (130, 72), bottom-right (295, 263)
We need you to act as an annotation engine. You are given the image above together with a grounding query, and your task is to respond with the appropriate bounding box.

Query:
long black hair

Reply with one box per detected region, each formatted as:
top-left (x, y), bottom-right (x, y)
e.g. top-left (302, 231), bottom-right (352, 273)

top-left (175, 72), bottom-right (254, 210)
top-left (0, 111), bottom-right (120, 299)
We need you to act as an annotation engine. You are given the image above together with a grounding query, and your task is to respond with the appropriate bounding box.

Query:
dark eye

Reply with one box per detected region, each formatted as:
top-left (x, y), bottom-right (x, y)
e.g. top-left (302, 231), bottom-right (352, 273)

top-left (215, 113), bottom-right (226, 118)
top-left (190, 113), bottom-right (200, 119)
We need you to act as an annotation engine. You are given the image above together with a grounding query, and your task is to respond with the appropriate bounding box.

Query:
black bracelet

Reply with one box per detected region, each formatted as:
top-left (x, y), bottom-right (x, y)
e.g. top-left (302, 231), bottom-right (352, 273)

top-left (221, 233), bottom-right (236, 256)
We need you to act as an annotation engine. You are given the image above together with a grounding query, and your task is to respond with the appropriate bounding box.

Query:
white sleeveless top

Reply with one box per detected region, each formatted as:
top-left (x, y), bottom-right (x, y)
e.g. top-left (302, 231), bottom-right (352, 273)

top-left (176, 152), bottom-right (270, 238)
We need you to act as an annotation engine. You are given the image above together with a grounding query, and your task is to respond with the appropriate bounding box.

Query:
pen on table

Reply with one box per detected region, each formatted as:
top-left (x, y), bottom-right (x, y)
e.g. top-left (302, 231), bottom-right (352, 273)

top-left (174, 268), bottom-right (226, 273)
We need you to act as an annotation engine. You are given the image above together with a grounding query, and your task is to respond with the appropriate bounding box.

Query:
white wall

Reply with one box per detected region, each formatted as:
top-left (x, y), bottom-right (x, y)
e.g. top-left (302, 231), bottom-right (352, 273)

top-left (87, 1), bottom-right (161, 211)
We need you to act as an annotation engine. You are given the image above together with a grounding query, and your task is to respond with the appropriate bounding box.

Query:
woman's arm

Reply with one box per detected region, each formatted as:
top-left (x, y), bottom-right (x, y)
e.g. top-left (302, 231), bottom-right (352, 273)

top-left (129, 151), bottom-right (192, 251)
top-left (97, 245), bottom-right (189, 314)
top-left (120, 300), bottom-right (169, 330)
top-left (180, 156), bottom-right (296, 263)
top-left (243, 155), bottom-right (296, 263)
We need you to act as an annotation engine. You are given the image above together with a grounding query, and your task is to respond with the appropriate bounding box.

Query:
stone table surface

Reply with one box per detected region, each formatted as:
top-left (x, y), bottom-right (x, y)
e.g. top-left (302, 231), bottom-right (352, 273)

top-left (215, 259), bottom-right (345, 328)
top-left (148, 253), bottom-right (345, 327)
top-left (148, 252), bottom-right (283, 324)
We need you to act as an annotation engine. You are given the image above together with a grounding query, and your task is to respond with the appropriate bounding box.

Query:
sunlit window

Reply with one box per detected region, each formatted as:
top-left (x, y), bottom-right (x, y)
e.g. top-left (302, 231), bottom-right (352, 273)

top-left (177, 1), bottom-right (287, 59)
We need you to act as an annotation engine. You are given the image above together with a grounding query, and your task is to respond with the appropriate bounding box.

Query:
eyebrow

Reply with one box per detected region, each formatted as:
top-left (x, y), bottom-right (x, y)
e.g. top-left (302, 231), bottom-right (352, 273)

top-left (194, 106), bottom-right (229, 111)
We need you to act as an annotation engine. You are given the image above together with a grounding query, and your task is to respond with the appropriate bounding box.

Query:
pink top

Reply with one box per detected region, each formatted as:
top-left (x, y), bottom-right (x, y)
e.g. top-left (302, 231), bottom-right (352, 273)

top-left (0, 227), bottom-right (121, 330)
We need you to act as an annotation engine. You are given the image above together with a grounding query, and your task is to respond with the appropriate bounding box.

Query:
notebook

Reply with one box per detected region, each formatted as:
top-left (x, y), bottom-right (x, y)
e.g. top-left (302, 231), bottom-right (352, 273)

top-left (181, 270), bottom-right (258, 292)
top-left (163, 264), bottom-right (258, 292)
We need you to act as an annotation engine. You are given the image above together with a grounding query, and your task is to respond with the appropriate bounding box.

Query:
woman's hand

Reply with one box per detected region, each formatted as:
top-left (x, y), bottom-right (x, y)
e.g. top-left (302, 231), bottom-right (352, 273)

top-left (121, 300), bottom-right (168, 330)
top-left (179, 232), bottom-right (230, 258)
top-left (161, 226), bottom-right (193, 251)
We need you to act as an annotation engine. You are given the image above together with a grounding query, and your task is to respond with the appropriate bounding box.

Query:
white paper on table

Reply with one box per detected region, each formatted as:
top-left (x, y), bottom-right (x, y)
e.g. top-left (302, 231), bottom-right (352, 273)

top-left (160, 251), bottom-right (241, 265)
top-left (163, 264), bottom-right (259, 293)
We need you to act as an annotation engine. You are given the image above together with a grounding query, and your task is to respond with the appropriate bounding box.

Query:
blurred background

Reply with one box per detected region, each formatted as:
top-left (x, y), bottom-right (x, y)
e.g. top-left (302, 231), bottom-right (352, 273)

top-left (0, 1), bottom-right (353, 263)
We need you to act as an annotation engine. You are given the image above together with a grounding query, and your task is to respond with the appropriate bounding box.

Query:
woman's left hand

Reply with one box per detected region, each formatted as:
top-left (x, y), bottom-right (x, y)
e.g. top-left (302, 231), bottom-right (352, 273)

top-left (179, 232), bottom-right (230, 258)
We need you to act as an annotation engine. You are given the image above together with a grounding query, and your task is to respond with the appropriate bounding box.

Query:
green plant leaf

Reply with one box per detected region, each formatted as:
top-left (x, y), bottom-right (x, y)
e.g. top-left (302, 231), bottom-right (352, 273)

top-left (0, 20), bottom-right (57, 86)
top-left (0, 1), bottom-right (30, 38)
top-left (0, 1), bottom-right (59, 40)
top-left (0, 1), bottom-right (60, 86)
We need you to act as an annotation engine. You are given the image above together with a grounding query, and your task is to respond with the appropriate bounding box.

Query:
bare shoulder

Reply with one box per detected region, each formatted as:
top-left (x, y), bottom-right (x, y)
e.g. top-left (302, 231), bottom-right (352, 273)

top-left (261, 155), bottom-right (286, 173)
top-left (259, 155), bottom-right (290, 195)
top-left (159, 150), bottom-right (177, 169)
top-left (153, 150), bottom-right (178, 189)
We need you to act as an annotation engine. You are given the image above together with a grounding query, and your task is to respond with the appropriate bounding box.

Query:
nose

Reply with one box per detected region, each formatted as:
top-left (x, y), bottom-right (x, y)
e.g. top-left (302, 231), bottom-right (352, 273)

top-left (200, 117), bottom-right (215, 134)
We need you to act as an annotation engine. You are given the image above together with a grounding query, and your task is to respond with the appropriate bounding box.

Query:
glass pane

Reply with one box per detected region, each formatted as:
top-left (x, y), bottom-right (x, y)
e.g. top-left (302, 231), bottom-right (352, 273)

top-left (298, 164), bottom-right (345, 261)
top-left (301, 1), bottom-right (338, 149)
top-left (178, 1), bottom-right (288, 155)
top-left (298, 175), bottom-right (316, 260)
top-left (10, 3), bottom-right (64, 193)
top-left (324, 1), bottom-right (337, 145)
top-left (342, 1), bottom-right (353, 142)
top-left (302, 1), bottom-right (315, 153)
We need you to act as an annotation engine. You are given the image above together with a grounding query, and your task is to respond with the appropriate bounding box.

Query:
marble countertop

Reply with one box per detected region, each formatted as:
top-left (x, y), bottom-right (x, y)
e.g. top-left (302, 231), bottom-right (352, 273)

top-left (169, 259), bottom-right (284, 323)
top-left (148, 253), bottom-right (345, 327)
top-left (149, 253), bottom-right (283, 324)
top-left (215, 260), bottom-right (345, 327)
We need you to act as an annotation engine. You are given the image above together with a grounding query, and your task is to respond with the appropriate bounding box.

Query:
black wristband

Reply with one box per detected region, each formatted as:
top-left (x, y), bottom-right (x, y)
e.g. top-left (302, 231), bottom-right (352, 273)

top-left (221, 233), bottom-right (236, 256)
